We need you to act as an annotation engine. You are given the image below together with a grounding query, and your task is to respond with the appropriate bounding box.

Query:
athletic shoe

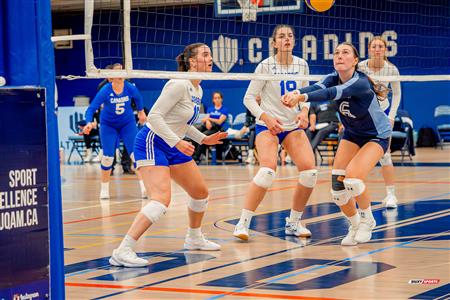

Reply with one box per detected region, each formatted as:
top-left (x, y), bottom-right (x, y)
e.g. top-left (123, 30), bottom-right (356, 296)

top-left (99, 188), bottom-right (110, 200)
top-left (233, 223), bottom-right (249, 241)
top-left (285, 217), bottom-right (312, 237)
top-left (184, 234), bottom-right (221, 251)
top-left (341, 225), bottom-right (358, 246)
top-left (384, 194), bottom-right (398, 209)
top-left (109, 247), bottom-right (149, 267)
top-left (354, 218), bottom-right (376, 243)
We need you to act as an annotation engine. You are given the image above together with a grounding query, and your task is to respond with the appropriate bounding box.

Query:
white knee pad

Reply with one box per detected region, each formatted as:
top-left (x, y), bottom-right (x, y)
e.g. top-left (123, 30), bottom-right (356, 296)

top-left (379, 152), bottom-right (392, 166)
top-left (101, 155), bottom-right (114, 170)
top-left (141, 200), bottom-right (167, 223)
top-left (343, 178), bottom-right (366, 198)
top-left (298, 169), bottom-right (318, 188)
top-left (253, 167), bottom-right (276, 189)
top-left (331, 189), bottom-right (351, 206)
top-left (188, 197), bottom-right (208, 213)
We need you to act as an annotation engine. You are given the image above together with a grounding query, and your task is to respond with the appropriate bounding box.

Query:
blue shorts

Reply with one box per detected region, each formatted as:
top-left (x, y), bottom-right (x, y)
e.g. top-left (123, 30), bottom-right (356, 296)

top-left (255, 124), bottom-right (300, 144)
top-left (134, 125), bottom-right (192, 168)
top-left (342, 131), bottom-right (389, 153)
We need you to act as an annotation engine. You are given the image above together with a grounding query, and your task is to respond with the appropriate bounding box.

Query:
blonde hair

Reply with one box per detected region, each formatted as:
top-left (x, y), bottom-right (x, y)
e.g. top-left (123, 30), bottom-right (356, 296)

top-left (368, 36), bottom-right (388, 61)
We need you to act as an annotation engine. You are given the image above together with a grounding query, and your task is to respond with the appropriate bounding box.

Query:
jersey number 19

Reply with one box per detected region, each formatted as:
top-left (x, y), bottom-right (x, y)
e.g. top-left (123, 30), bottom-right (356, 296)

top-left (280, 81), bottom-right (297, 96)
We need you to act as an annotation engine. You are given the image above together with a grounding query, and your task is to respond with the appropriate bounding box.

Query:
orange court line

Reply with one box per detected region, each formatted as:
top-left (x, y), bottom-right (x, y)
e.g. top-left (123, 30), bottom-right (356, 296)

top-left (64, 210), bottom-right (139, 225)
top-left (65, 282), bottom-right (341, 300)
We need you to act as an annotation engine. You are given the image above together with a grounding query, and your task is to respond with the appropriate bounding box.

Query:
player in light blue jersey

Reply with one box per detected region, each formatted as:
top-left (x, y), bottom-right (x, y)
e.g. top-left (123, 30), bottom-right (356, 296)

top-left (84, 63), bottom-right (147, 200)
top-left (282, 42), bottom-right (392, 246)
top-left (109, 43), bottom-right (228, 268)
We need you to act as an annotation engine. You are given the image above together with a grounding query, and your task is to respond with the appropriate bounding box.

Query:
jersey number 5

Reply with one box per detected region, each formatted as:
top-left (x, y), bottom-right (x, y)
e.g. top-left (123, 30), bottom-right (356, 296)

top-left (280, 81), bottom-right (297, 96)
top-left (115, 102), bottom-right (125, 115)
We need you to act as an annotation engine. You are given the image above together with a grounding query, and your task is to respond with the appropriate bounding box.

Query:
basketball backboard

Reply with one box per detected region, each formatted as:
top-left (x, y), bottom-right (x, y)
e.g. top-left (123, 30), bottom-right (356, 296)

top-left (215, 0), bottom-right (302, 17)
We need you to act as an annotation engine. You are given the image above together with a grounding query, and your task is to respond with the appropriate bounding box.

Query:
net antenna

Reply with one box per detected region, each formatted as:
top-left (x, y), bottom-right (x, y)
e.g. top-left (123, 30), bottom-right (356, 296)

top-left (238, 0), bottom-right (259, 22)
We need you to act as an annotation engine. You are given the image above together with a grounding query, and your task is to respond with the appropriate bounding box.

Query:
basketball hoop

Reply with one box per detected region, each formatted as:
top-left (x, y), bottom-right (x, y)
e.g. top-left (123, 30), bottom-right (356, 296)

top-left (237, 0), bottom-right (259, 22)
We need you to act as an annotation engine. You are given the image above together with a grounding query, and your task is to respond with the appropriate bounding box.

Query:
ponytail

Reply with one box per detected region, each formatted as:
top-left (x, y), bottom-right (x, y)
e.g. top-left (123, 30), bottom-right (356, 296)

top-left (176, 43), bottom-right (207, 72)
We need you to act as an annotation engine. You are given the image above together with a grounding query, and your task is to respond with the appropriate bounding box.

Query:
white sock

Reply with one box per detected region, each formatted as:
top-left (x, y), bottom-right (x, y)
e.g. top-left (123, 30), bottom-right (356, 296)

top-left (289, 209), bottom-right (303, 222)
top-left (187, 227), bottom-right (202, 238)
top-left (248, 149), bottom-right (254, 158)
top-left (239, 209), bottom-right (255, 228)
top-left (386, 185), bottom-right (396, 196)
top-left (101, 182), bottom-right (109, 192)
top-left (347, 212), bottom-right (361, 227)
top-left (359, 206), bottom-right (374, 221)
top-left (119, 234), bottom-right (137, 250)
top-left (139, 180), bottom-right (146, 192)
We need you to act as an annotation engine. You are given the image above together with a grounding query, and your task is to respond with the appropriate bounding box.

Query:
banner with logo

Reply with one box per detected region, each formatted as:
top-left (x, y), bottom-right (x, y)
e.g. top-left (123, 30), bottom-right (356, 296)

top-left (57, 106), bottom-right (87, 153)
top-left (0, 88), bottom-right (50, 299)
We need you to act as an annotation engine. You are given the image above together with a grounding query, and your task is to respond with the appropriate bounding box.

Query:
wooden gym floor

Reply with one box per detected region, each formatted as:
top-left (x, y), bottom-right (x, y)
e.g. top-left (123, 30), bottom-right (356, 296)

top-left (62, 147), bottom-right (450, 300)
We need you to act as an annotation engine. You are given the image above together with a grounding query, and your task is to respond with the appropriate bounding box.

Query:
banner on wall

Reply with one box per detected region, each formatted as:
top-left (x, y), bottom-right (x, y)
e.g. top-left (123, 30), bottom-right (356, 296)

top-left (0, 88), bottom-right (49, 299)
top-left (58, 106), bottom-right (87, 151)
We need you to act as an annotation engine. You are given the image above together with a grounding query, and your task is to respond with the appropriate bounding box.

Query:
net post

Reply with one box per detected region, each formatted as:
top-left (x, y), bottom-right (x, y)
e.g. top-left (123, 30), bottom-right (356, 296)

top-left (122, 0), bottom-right (133, 70)
top-left (84, 0), bottom-right (96, 72)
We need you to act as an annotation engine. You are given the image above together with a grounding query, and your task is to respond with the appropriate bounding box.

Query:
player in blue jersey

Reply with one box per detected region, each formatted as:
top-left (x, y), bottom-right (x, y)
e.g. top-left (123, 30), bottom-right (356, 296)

top-left (282, 42), bottom-right (392, 246)
top-left (109, 43), bottom-right (228, 267)
top-left (84, 63), bottom-right (147, 200)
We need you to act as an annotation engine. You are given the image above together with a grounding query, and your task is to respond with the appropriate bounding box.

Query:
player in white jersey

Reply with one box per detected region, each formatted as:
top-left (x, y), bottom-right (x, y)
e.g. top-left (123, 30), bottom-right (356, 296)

top-left (233, 25), bottom-right (318, 241)
top-left (109, 43), bottom-right (228, 267)
top-left (358, 36), bottom-right (401, 208)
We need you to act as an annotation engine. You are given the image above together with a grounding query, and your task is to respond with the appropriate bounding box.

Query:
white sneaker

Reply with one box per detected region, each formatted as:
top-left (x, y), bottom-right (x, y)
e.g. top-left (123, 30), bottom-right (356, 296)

top-left (384, 194), bottom-right (398, 209)
top-left (233, 223), bottom-right (249, 241)
top-left (354, 218), bottom-right (376, 243)
top-left (285, 218), bottom-right (311, 238)
top-left (184, 234), bottom-right (221, 251)
top-left (245, 156), bottom-right (256, 165)
top-left (109, 247), bottom-right (149, 267)
top-left (99, 188), bottom-right (110, 200)
top-left (341, 225), bottom-right (358, 246)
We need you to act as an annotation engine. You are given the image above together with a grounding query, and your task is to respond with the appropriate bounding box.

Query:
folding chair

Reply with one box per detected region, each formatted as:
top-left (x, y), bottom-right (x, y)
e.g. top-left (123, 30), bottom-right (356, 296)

top-left (434, 105), bottom-right (450, 149)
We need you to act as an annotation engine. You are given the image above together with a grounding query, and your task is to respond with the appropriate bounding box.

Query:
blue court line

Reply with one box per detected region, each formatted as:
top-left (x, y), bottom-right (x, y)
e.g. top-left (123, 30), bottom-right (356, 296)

top-left (393, 162), bottom-right (450, 167)
top-left (205, 230), bottom-right (450, 300)
top-left (398, 245), bottom-right (450, 251)
top-left (90, 192), bottom-right (450, 299)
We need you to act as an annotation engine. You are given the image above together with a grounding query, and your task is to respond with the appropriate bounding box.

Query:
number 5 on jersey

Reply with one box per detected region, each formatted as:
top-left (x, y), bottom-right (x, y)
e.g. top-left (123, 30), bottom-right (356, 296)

top-left (115, 102), bottom-right (125, 115)
top-left (280, 81), bottom-right (297, 96)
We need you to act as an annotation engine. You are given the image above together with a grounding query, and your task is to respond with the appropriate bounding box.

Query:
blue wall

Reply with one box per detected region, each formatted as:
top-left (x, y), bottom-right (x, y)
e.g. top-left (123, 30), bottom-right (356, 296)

top-left (53, 0), bottom-right (450, 130)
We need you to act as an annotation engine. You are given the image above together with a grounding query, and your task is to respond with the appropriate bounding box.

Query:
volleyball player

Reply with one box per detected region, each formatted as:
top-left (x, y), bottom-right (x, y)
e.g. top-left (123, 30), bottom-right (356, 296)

top-left (359, 36), bottom-right (401, 208)
top-left (233, 24), bottom-right (317, 241)
top-left (282, 42), bottom-right (392, 246)
top-left (109, 43), bottom-right (227, 267)
top-left (84, 63), bottom-right (147, 200)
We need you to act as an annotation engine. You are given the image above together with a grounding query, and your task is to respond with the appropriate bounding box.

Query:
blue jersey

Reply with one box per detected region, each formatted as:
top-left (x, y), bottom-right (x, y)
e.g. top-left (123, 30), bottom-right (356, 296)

top-left (299, 71), bottom-right (391, 139)
top-left (207, 105), bottom-right (229, 120)
top-left (85, 81), bottom-right (143, 128)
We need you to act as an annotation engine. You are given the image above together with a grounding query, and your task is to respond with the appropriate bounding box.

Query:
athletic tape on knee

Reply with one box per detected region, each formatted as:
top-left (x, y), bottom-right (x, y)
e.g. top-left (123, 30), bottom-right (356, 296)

top-left (331, 189), bottom-right (351, 206)
top-left (140, 200), bottom-right (167, 223)
top-left (343, 178), bottom-right (366, 198)
top-left (188, 197), bottom-right (209, 213)
top-left (331, 169), bottom-right (346, 191)
top-left (298, 169), bottom-right (318, 188)
top-left (253, 167), bottom-right (276, 189)
top-left (101, 156), bottom-right (114, 170)
top-left (379, 152), bottom-right (392, 166)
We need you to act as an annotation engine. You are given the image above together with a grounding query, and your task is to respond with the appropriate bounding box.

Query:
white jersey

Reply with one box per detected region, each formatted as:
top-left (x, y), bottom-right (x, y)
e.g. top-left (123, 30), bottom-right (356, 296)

top-left (147, 79), bottom-right (205, 147)
top-left (244, 56), bottom-right (310, 131)
top-left (358, 59), bottom-right (401, 120)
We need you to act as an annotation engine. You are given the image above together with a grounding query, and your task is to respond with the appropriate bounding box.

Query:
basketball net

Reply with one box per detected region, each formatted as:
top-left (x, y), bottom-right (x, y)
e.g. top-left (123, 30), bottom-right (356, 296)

top-left (238, 0), bottom-right (261, 22)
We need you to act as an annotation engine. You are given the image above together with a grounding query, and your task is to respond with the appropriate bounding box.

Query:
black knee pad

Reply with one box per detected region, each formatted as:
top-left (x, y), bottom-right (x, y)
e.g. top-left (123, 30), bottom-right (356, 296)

top-left (331, 169), bottom-right (346, 191)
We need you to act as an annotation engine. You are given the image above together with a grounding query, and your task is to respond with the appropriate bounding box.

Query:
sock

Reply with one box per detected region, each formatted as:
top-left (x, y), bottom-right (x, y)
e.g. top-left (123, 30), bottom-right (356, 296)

top-left (119, 234), bottom-right (137, 250)
top-left (289, 209), bottom-right (303, 222)
top-left (239, 209), bottom-right (255, 228)
top-left (347, 212), bottom-right (361, 227)
top-left (187, 227), bottom-right (202, 238)
top-left (101, 182), bottom-right (109, 192)
top-left (139, 180), bottom-right (146, 192)
top-left (248, 149), bottom-right (254, 158)
top-left (359, 206), bottom-right (374, 221)
top-left (386, 185), bottom-right (395, 196)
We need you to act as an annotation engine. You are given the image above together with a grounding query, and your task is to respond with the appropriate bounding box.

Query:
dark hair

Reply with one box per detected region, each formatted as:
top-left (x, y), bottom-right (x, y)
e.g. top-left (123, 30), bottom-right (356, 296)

top-left (271, 24), bottom-right (295, 55)
top-left (336, 42), bottom-right (390, 101)
top-left (212, 91), bottom-right (223, 100)
top-left (176, 43), bottom-right (207, 72)
top-left (368, 36), bottom-right (388, 61)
